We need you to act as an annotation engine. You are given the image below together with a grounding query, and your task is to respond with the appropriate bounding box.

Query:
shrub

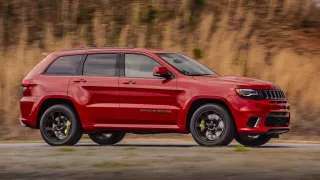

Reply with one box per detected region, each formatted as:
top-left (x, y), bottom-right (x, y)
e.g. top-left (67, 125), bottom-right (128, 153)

top-left (193, 47), bottom-right (203, 59)
top-left (141, 6), bottom-right (158, 24)
top-left (189, 0), bottom-right (205, 27)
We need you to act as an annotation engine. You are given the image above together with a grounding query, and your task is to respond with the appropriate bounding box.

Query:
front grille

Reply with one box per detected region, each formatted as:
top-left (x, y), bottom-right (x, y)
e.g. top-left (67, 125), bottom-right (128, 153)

top-left (264, 112), bottom-right (290, 127)
top-left (258, 89), bottom-right (285, 99)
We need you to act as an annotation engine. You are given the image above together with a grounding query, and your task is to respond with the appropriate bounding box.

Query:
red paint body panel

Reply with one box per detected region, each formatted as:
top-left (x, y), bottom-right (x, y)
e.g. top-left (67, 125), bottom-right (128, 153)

top-left (20, 48), bottom-right (290, 135)
top-left (69, 76), bottom-right (120, 125)
top-left (118, 77), bottom-right (179, 125)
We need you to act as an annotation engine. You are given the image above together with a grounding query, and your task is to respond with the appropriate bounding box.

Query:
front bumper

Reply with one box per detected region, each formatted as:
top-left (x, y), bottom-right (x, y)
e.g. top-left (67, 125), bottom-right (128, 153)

top-left (227, 95), bottom-right (291, 135)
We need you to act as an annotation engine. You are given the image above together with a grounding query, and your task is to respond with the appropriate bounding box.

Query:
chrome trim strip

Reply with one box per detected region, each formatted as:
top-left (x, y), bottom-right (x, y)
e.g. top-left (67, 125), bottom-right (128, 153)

top-left (254, 117), bottom-right (260, 128)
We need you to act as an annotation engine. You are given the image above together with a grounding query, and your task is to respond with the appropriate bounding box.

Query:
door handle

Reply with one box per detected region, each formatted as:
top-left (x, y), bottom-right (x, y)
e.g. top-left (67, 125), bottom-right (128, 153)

top-left (73, 79), bottom-right (86, 83)
top-left (122, 81), bottom-right (136, 84)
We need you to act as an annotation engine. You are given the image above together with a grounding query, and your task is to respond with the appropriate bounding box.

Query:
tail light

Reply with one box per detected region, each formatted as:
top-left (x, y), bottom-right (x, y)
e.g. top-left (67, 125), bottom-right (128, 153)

top-left (22, 79), bottom-right (35, 96)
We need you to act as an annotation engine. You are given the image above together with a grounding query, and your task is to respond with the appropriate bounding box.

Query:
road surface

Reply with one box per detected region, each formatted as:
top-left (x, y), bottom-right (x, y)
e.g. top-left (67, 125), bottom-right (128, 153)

top-left (0, 141), bottom-right (320, 149)
top-left (0, 141), bottom-right (319, 180)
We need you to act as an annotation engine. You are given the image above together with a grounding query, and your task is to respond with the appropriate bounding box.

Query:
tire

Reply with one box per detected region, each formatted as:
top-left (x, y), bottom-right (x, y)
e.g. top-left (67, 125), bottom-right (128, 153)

top-left (88, 132), bottom-right (126, 145)
top-left (190, 104), bottom-right (235, 146)
top-left (40, 104), bottom-right (83, 146)
top-left (234, 133), bottom-right (272, 147)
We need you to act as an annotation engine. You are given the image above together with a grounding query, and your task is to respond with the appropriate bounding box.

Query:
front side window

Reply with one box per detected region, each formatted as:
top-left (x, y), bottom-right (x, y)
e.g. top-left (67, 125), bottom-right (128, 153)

top-left (83, 54), bottom-right (117, 77)
top-left (125, 54), bottom-right (161, 78)
top-left (44, 55), bottom-right (83, 75)
top-left (157, 53), bottom-right (217, 76)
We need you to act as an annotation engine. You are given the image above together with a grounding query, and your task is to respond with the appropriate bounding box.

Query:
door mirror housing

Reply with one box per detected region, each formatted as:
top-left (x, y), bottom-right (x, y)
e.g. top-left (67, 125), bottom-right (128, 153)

top-left (153, 66), bottom-right (171, 79)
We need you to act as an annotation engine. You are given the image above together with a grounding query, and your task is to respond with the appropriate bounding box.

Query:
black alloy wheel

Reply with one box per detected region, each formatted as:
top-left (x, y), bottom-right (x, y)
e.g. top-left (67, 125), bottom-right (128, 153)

top-left (40, 104), bottom-right (82, 146)
top-left (190, 104), bottom-right (235, 146)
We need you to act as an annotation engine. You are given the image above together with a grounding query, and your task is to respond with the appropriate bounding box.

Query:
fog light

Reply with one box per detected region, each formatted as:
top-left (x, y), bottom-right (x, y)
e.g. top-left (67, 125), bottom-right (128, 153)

top-left (247, 117), bottom-right (260, 128)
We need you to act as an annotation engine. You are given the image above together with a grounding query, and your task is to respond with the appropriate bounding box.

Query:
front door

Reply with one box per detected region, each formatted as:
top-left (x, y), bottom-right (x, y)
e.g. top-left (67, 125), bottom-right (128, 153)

top-left (118, 53), bottom-right (180, 126)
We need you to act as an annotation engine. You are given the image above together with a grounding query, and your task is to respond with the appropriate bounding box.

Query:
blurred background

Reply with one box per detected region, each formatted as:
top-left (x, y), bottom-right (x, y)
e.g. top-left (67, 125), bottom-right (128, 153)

top-left (0, 0), bottom-right (319, 140)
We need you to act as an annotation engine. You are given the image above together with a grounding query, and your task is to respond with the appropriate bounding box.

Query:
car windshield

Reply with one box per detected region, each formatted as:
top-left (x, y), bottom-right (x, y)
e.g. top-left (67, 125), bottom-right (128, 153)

top-left (157, 53), bottom-right (217, 76)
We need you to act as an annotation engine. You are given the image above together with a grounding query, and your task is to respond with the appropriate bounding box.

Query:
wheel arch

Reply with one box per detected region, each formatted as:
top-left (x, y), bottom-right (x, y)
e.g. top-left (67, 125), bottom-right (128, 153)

top-left (185, 98), bottom-right (236, 133)
top-left (36, 97), bottom-right (81, 129)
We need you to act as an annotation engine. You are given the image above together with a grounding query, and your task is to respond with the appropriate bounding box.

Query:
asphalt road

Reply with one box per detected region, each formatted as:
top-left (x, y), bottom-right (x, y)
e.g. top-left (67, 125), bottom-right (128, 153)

top-left (0, 141), bottom-right (319, 180)
top-left (0, 141), bottom-right (320, 149)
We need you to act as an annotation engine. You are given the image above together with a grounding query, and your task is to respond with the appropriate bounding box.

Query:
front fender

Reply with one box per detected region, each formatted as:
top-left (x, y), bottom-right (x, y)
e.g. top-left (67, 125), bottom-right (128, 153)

top-left (177, 95), bottom-right (234, 133)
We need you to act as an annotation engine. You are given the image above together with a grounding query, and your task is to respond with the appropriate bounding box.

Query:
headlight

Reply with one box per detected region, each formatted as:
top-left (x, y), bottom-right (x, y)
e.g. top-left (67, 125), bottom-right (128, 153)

top-left (235, 89), bottom-right (259, 98)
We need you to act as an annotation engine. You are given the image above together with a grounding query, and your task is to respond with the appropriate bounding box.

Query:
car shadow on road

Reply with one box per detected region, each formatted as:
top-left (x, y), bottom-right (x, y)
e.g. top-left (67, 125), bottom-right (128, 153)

top-left (74, 143), bottom-right (293, 148)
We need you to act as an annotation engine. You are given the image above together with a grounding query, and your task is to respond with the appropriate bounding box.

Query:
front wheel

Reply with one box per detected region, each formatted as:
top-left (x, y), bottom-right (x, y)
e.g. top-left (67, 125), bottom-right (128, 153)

top-left (88, 132), bottom-right (126, 145)
top-left (190, 104), bottom-right (235, 146)
top-left (234, 134), bottom-right (272, 147)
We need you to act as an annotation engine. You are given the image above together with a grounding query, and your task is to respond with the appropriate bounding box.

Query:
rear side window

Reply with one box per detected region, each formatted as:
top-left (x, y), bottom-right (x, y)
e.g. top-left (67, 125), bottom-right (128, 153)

top-left (44, 55), bottom-right (83, 75)
top-left (83, 54), bottom-right (117, 77)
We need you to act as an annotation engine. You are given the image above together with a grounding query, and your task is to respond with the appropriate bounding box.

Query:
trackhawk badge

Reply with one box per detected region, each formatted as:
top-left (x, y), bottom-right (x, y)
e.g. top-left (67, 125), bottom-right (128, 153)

top-left (140, 109), bottom-right (171, 114)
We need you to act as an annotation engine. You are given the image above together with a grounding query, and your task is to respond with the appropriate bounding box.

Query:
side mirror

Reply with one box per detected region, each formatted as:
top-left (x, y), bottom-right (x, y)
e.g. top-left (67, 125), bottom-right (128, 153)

top-left (153, 66), bottom-right (171, 79)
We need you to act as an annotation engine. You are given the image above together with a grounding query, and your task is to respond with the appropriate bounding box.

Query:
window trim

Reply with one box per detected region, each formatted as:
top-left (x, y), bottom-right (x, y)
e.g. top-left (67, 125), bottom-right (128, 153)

top-left (42, 54), bottom-right (85, 76)
top-left (120, 53), bottom-right (175, 79)
top-left (78, 53), bottom-right (121, 77)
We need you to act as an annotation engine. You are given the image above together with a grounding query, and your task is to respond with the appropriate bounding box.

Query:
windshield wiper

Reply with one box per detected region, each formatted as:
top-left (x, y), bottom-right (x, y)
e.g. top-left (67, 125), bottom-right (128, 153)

top-left (190, 73), bottom-right (215, 76)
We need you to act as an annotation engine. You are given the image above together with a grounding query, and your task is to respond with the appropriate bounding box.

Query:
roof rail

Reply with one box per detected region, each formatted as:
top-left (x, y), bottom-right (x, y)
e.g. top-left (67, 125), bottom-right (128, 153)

top-left (59, 46), bottom-right (134, 51)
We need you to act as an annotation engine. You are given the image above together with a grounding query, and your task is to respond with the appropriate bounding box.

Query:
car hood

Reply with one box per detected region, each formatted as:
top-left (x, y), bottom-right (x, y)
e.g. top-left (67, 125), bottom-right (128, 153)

top-left (192, 75), bottom-right (278, 89)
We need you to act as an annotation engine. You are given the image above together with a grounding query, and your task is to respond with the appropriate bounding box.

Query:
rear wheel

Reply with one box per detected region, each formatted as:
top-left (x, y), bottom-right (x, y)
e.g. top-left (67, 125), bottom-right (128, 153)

top-left (234, 134), bottom-right (272, 146)
top-left (190, 104), bottom-right (235, 146)
top-left (40, 104), bottom-right (83, 146)
top-left (88, 132), bottom-right (126, 145)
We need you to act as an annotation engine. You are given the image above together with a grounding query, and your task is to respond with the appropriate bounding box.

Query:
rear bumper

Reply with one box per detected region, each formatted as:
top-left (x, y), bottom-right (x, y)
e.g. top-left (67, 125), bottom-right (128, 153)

top-left (20, 117), bottom-right (36, 128)
top-left (227, 95), bottom-right (291, 135)
top-left (20, 97), bottom-right (39, 129)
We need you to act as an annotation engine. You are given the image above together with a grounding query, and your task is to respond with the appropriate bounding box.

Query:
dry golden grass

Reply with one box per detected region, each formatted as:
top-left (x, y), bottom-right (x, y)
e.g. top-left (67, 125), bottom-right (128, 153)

top-left (0, 0), bottom-right (319, 139)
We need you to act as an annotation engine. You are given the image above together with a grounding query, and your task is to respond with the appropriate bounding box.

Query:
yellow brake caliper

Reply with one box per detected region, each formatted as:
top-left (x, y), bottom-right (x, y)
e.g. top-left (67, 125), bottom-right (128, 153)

top-left (200, 119), bottom-right (205, 132)
top-left (64, 121), bottom-right (71, 135)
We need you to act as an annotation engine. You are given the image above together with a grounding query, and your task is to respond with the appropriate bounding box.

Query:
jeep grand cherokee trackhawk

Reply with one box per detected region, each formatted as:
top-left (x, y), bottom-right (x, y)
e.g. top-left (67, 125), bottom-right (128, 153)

top-left (20, 47), bottom-right (290, 146)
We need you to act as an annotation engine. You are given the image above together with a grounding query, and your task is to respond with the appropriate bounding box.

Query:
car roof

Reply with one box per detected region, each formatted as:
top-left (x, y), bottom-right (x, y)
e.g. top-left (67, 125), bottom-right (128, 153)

top-left (50, 47), bottom-right (174, 57)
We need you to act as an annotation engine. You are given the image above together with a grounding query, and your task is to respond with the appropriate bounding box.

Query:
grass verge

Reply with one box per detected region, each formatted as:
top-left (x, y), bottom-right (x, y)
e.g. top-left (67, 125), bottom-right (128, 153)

top-left (234, 146), bottom-right (251, 152)
top-left (93, 162), bottom-right (146, 168)
top-left (58, 147), bottom-right (75, 152)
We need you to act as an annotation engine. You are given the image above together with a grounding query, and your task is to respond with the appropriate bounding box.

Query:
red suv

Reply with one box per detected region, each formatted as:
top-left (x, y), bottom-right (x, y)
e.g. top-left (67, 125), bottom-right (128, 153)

top-left (20, 47), bottom-right (290, 146)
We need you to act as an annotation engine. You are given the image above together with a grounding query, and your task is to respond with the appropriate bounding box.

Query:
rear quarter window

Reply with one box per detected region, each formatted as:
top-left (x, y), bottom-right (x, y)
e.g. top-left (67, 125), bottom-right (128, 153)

top-left (44, 55), bottom-right (83, 75)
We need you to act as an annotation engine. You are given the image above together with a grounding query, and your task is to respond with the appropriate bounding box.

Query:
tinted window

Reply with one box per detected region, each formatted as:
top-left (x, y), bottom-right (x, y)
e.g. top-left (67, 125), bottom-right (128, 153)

top-left (157, 53), bottom-right (217, 76)
top-left (83, 54), bottom-right (117, 77)
top-left (125, 54), bottom-right (160, 78)
top-left (44, 55), bottom-right (83, 75)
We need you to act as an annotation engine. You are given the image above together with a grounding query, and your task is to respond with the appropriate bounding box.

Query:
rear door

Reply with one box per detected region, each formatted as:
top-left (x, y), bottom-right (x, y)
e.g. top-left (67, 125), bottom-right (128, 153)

top-left (68, 53), bottom-right (120, 124)
top-left (118, 53), bottom-right (180, 126)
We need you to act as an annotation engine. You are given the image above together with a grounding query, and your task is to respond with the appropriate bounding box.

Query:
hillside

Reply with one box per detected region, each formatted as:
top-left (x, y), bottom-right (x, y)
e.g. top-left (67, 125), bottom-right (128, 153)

top-left (0, 0), bottom-right (319, 139)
